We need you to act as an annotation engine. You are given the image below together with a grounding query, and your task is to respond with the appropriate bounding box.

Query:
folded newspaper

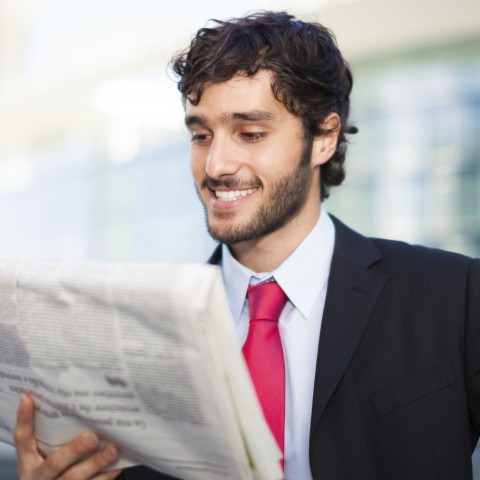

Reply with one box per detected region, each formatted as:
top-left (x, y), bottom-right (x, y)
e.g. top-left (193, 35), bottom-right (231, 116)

top-left (0, 261), bottom-right (282, 480)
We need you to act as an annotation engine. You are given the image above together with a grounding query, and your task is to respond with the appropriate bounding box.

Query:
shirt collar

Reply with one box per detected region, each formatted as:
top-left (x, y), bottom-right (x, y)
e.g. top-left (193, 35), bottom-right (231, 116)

top-left (221, 206), bottom-right (335, 322)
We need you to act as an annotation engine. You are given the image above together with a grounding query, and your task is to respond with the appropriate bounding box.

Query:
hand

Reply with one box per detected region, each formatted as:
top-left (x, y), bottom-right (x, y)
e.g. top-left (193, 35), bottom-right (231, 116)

top-left (14, 394), bottom-right (123, 479)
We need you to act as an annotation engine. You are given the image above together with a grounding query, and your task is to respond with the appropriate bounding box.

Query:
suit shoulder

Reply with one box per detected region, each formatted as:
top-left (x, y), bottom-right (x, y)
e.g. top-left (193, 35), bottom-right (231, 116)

top-left (330, 214), bottom-right (478, 274)
top-left (370, 237), bottom-right (478, 276)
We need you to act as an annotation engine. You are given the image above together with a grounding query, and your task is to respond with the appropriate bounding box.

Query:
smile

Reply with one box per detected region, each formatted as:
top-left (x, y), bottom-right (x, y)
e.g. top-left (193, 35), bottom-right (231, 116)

top-left (214, 188), bottom-right (257, 201)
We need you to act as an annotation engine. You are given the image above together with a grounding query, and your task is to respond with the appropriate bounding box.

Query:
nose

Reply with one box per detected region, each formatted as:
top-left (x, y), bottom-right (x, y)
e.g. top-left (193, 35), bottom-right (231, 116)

top-left (205, 136), bottom-right (241, 179)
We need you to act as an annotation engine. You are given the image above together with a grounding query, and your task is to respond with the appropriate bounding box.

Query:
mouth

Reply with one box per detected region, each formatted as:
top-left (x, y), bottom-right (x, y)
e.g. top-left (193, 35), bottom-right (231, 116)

top-left (213, 188), bottom-right (258, 201)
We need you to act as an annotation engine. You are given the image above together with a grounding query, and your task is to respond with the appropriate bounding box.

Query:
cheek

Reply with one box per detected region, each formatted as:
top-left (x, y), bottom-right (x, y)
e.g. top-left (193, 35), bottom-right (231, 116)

top-left (190, 152), bottom-right (206, 182)
top-left (258, 147), bottom-right (299, 175)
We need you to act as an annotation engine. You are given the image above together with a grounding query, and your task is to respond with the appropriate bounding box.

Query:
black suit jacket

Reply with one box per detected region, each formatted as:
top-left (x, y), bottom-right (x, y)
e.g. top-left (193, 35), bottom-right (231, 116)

top-left (120, 217), bottom-right (480, 479)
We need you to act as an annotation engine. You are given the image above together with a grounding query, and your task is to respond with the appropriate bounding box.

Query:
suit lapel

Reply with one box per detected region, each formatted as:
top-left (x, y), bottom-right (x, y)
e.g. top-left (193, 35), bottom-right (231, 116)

top-left (207, 244), bottom-right (222, 265)
top-left (310, 217), bottom-right (388, 438)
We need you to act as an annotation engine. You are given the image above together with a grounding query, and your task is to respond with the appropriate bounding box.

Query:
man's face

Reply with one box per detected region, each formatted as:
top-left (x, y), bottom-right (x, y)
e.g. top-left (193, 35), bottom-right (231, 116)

top-left (185, 70), bottom-right (319, 246)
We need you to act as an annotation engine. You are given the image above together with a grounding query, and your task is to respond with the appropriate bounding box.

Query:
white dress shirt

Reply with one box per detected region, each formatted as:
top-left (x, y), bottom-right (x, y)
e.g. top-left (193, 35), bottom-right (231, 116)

top-left (221, 207), bottom-right (335, 479)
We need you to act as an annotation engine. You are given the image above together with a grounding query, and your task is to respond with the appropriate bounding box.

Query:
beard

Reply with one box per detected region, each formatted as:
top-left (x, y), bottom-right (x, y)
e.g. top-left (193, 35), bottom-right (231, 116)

top-left (197, 138), bottom-right (314, 245)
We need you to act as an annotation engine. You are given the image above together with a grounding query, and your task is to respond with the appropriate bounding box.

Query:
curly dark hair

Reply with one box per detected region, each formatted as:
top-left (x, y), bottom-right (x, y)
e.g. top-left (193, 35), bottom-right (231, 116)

top-left (170, 11), bottom-right (358, 200)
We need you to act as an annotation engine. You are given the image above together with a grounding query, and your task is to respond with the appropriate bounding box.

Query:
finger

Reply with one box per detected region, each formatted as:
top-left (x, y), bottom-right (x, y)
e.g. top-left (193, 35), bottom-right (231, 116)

top-left (36, 432), bottom-right (102, 478)
top-left (55, 444), bottom-right (120, 480)
top-left (14, 394), bottom-right (40, 468)
top-left (14, 394), bottom-right (36, 445)
top-left (91, 468), bottom-right (124, 480)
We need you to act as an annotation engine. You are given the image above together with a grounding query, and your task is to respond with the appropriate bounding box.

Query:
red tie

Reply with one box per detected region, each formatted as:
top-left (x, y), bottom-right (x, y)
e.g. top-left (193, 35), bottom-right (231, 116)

top-left (242, 280), bottom-right (288, 463)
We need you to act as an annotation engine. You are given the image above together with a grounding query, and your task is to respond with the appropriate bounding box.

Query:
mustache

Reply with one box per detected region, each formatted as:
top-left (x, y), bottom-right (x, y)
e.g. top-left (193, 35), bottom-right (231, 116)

top-left (202, 175), bottom-right (262, 190)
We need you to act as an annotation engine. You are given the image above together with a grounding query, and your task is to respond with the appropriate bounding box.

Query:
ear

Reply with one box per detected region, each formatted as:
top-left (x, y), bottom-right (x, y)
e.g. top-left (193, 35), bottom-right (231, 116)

top-left (311, 113), bottom-right (340, 167)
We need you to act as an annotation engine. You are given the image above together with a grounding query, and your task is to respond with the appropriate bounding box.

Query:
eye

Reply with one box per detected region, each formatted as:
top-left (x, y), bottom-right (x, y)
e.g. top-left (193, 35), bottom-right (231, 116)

top-left (240, 132), bottom-right (266, 142)
top-left (190, 133), bottom-right (212, 145)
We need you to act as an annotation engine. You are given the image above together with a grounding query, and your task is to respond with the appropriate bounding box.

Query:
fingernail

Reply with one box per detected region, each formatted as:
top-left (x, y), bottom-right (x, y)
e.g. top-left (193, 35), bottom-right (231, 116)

top-left (82, 432), bottom-right (99, 448)
top-left (103, 445), bottom-right (119, 461)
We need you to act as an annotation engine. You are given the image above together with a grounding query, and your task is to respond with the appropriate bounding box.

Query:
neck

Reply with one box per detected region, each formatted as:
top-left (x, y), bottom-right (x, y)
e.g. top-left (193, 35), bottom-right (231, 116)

top-left (230, 203), bottom-right (321, 273)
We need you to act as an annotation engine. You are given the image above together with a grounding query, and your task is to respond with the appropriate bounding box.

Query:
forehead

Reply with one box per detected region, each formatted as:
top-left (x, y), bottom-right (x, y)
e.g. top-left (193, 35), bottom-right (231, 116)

top-left (185, 70), bottom-right (287, 121)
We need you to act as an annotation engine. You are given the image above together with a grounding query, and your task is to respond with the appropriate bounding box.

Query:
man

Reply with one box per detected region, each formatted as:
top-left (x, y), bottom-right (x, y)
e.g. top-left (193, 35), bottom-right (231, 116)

top-left (13, 11), bottom-right (480, 480)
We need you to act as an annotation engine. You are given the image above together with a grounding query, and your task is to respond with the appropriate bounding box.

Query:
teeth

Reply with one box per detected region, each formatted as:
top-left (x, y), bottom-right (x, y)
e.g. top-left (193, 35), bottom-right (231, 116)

top-left (215, 188), bottom-right (257, 201)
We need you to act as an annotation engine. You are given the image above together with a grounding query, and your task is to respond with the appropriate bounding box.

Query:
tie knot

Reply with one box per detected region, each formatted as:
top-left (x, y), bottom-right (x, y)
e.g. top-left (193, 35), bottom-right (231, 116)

top-left (247, 281), bottom-right (288, 323)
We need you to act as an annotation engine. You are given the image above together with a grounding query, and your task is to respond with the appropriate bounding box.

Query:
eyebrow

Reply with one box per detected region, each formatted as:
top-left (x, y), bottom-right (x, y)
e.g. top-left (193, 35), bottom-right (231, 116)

top-left (184, 110), bottom-right (274, 128)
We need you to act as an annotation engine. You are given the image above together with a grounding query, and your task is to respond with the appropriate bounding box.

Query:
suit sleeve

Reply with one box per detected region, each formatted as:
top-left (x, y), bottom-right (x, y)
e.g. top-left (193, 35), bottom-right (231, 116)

top-left (117, 466), bottom-right (181, 480)
top-left (465, 258), bottom-right (480, 435)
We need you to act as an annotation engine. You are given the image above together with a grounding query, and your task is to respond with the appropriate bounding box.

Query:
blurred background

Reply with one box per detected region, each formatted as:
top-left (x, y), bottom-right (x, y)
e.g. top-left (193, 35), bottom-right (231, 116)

top-left (0, 0), bottom-right (479, 477)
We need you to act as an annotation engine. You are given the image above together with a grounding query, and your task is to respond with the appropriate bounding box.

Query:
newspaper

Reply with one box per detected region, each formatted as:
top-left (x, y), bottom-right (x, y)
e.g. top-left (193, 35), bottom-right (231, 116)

top-left (0, 261), bottom-right (282, 480)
